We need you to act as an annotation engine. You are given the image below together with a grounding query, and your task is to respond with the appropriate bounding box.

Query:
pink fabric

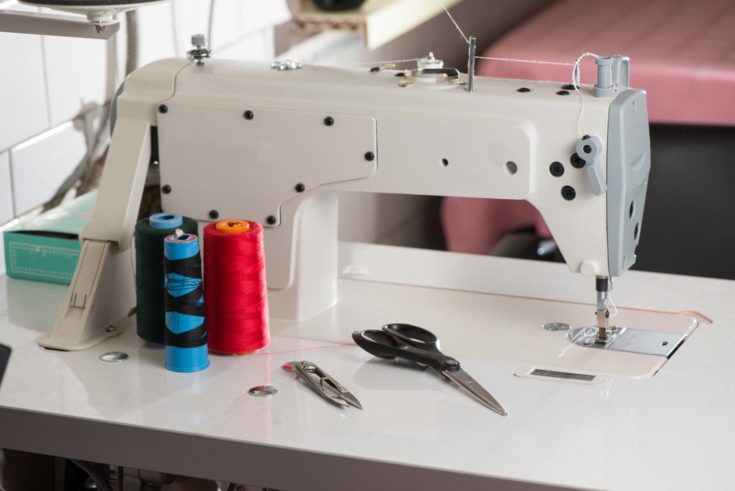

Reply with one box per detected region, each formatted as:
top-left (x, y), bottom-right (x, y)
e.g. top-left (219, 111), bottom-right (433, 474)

top-left (477, 0), bottom-right (735, 126)
top-left (442, 198), bottom-right (551, 255)
top-left (443, 0), bottom-right (735, 255)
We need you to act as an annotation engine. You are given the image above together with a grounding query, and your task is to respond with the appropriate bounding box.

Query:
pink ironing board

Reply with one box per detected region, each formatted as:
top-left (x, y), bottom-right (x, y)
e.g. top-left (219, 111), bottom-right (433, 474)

top-left (443, 0), bottom-right (735, 255)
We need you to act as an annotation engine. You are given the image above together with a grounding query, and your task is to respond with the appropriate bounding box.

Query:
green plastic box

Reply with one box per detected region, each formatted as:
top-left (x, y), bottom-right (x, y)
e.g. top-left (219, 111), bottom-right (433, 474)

top-left (3, 191), bottom-right (97, 285)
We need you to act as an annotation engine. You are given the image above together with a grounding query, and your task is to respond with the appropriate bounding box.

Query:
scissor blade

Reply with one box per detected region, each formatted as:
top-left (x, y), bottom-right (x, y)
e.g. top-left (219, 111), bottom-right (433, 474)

top-left (296, 375), bottom-right (350, 407)
top-left (320, 377), bottom-right (363, 410)
top-left (443, 369), bottom-right (508, 416)
top-left (332, 388), bottom-right (363, 410)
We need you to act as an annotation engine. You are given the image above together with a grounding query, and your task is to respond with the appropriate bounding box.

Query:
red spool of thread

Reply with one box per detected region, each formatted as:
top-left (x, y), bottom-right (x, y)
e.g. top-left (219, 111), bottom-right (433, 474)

top-left (204, 220), bottom-right (270, 354)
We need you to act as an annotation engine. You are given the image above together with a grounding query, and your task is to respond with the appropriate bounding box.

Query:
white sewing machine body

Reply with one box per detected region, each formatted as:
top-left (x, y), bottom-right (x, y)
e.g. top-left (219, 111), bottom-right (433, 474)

top-left (41, 57), bottom-right (650, 349)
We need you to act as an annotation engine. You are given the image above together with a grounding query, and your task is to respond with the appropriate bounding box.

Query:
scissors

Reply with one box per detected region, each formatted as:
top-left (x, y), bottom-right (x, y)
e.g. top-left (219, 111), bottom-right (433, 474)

top-left (352, 324), bottom-right (507, 416)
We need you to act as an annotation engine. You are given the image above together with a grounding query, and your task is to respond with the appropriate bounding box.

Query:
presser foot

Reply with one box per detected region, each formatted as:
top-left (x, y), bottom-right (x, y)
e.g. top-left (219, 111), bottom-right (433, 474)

top-left (594, 326), bottom-right (612, 344)
top-left (568, 326), bottom-right (687, 357)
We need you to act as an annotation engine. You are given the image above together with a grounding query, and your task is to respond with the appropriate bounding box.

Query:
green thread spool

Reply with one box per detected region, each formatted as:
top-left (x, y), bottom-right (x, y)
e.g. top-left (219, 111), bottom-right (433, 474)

top-left (135, 213), bottom-right (198, 344)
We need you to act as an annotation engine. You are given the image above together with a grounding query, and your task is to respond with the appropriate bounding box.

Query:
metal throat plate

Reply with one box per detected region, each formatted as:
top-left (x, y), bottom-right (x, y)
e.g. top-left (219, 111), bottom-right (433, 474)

top-left (568, 326), bottom-right (686, 357)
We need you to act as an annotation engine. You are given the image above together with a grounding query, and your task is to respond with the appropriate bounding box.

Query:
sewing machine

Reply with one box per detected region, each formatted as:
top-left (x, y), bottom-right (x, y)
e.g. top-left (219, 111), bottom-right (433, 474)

top-left (41, 51), bottom-right (650, 351)
top-left (4, 47), bottom-right (735, 491)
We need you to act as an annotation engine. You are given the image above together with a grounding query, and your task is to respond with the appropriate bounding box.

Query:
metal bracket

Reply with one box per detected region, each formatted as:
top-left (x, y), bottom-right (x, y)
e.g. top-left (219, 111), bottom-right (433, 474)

top-left (0, 9), bottom-right (119, 39)
top-left (466, 36), bottom-right (477, 92)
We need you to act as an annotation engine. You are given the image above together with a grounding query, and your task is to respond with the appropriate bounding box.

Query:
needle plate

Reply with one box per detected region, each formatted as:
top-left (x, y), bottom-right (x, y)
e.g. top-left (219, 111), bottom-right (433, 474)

top-left (568, 326), bottom-right (686, 357)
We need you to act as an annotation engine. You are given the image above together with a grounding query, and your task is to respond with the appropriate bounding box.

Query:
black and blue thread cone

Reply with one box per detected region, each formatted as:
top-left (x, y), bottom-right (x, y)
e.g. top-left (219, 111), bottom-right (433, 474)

top-left (134, 213), bottom-right (198, 344)
top-left (163, 232), bottom-right (209, 372)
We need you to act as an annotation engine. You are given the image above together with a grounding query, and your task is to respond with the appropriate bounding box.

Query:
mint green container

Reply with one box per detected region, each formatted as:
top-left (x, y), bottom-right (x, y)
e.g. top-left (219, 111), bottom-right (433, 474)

top-left (3, 191), bottom-right (97, 285)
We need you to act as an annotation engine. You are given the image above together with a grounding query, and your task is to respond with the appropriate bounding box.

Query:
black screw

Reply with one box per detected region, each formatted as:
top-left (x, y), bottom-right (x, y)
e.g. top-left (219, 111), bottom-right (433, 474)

top-left (549, 162), bottom-right (564, 177)
top-left (365, 151), bottom-right (375, 161)
top-left (158, 104), bottom-right (168, 114)
top-left (561, 83), bottom-right (576, 90)
top-left (517, 87), bottom-right (531, 93)
top-left (634, 222), bottom-right (640, 240)
top-left (570, 153), bottom-right (586, 169)
top-left (161, 184), bottom-right (172, 194)
top-left (209, 210), bottom-right (219, 219)
top-left (561, 186), bottom-right (576, 201)
top-left (442, 158), bottom-right (449, 167)
top-left (556, 90), bottom-right (570, 96)
top-left (395, 72), bottom-right (406, 77)
top-left (629, 201), bottom-right (635, 219)
top-left (583, 144), bottom-right (592, 154)
top-left (324, 116), bottom-right (334, 126)
top-left (266, 215), bottom-right (277, 225)
top-left (295, 183), bottom-right (305, 193)
top-left (244, 110), bottom-right (254, 120)
top-left (370, 66), bottom-right (380, 73)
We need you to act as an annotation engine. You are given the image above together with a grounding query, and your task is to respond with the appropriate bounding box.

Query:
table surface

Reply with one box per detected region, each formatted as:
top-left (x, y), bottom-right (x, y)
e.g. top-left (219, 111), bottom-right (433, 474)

top-left (1, 242), bottom-right (734, 491)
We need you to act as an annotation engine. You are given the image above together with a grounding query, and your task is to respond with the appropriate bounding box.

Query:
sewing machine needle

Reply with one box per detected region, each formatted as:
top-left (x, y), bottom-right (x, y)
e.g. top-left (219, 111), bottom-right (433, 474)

top-left (443, 369), bottom-right (508, 416)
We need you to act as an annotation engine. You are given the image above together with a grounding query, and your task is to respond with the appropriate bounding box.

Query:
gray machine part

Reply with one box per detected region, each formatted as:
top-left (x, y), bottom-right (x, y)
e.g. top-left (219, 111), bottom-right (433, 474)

top-left (606, 89), bottom-right (651, 276)
top-left (594, 56), bottom-right (630, 98)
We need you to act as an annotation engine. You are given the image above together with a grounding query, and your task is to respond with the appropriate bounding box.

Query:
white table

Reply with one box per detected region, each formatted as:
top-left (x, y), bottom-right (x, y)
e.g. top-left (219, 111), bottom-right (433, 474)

top-left (1, 243), bottom-right (734, 490)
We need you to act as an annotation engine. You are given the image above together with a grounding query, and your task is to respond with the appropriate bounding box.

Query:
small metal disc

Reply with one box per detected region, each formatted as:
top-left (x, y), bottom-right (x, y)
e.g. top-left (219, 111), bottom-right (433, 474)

top-left (248, 385), bottom-right (278, 397)
top-left (99, 351), bottom-right (129, 362)
top-left (543, 322), bottom-right (571, 332)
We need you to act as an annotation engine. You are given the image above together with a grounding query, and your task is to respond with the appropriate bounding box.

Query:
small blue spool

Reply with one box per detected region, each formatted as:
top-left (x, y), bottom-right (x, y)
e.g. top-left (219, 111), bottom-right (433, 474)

top-left (163, 232), bottom-right (209, 373)
top-left (150, 212), bottom-right (184, 230)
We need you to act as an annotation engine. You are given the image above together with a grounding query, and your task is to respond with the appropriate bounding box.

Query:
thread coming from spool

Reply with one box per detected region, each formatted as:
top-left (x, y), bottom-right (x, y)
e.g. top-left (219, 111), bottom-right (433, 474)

top-left (204, 220), bottom-right (270, 355)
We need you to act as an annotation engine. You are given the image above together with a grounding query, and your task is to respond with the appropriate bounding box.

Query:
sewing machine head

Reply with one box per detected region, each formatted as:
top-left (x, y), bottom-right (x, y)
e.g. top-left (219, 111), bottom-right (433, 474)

top-left (41, 51), bottom-right (651, 349)
top-left (147, 55), bottom-right (648, 315)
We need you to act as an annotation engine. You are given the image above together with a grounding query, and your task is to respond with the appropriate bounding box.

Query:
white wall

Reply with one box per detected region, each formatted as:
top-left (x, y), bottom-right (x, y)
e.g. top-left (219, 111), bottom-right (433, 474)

top-left (0, 0), bottom-right (289, 224)
top-left (0, 0), bottom-right (290, 274)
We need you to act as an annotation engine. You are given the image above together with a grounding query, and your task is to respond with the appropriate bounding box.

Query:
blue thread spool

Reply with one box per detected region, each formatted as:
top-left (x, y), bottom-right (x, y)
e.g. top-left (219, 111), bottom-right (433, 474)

top-left (163, 232), bottom-right (209, 372)
top-left (150, 212), bottom-right (184, 230)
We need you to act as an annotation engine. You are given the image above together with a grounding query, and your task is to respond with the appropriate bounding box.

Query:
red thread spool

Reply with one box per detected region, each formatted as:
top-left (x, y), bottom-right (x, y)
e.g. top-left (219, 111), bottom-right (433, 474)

top-left (204, 220), bottom-right (270, 354)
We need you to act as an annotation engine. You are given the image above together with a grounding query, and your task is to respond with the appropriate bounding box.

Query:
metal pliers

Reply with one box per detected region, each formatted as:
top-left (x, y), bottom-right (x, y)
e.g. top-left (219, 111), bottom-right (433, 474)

top-left (282, 361), bottom-right (362, 410)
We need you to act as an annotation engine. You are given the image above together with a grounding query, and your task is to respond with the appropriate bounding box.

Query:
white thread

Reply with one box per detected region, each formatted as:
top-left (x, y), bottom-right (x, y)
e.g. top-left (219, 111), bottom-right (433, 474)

top-left (572, 52), bottom-right (600, 137)
top-left (572, 51), bottom-right (600, 89)
top-left (606, 278), bottom-right (618, 318)
top-left (435, 0), bottom-right (469, 44)
top-left (607, 293), bottom-right (618, 318)
top-left (348, 58), bottom-right (421, 67)
top-left (475, 56), bottom-right (574, 67)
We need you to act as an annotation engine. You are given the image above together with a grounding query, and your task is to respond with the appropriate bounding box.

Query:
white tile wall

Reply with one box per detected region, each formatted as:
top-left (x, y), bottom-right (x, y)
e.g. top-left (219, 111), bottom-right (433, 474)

top-left (10, 122), bottom-right (86, 215)
top-left (0, 230), bottom-right (4, 276)
top-left (0, 0), bottom-right (289, 231)
top-left (135, 2), bottom-right (177, 65)
top-left (42, 35), bottom-right (108, 126)
top-left (1, 151), bottom-right (11, 276)
top-left (0, 152), bottom-right (13, 225)
top-left (0, 30), bottom-right (49, 151)
top-left (218, 28), bottom-right (275, 61)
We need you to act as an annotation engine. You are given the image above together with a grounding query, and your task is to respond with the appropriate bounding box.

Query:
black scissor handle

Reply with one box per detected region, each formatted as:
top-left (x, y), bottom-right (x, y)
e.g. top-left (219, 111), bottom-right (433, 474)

top-left (352, 328), bottom-right (459, 372)
top-left (352, 330), bottom-right (401, 360)
top-left (383, 323), bottom-right (441, 352)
